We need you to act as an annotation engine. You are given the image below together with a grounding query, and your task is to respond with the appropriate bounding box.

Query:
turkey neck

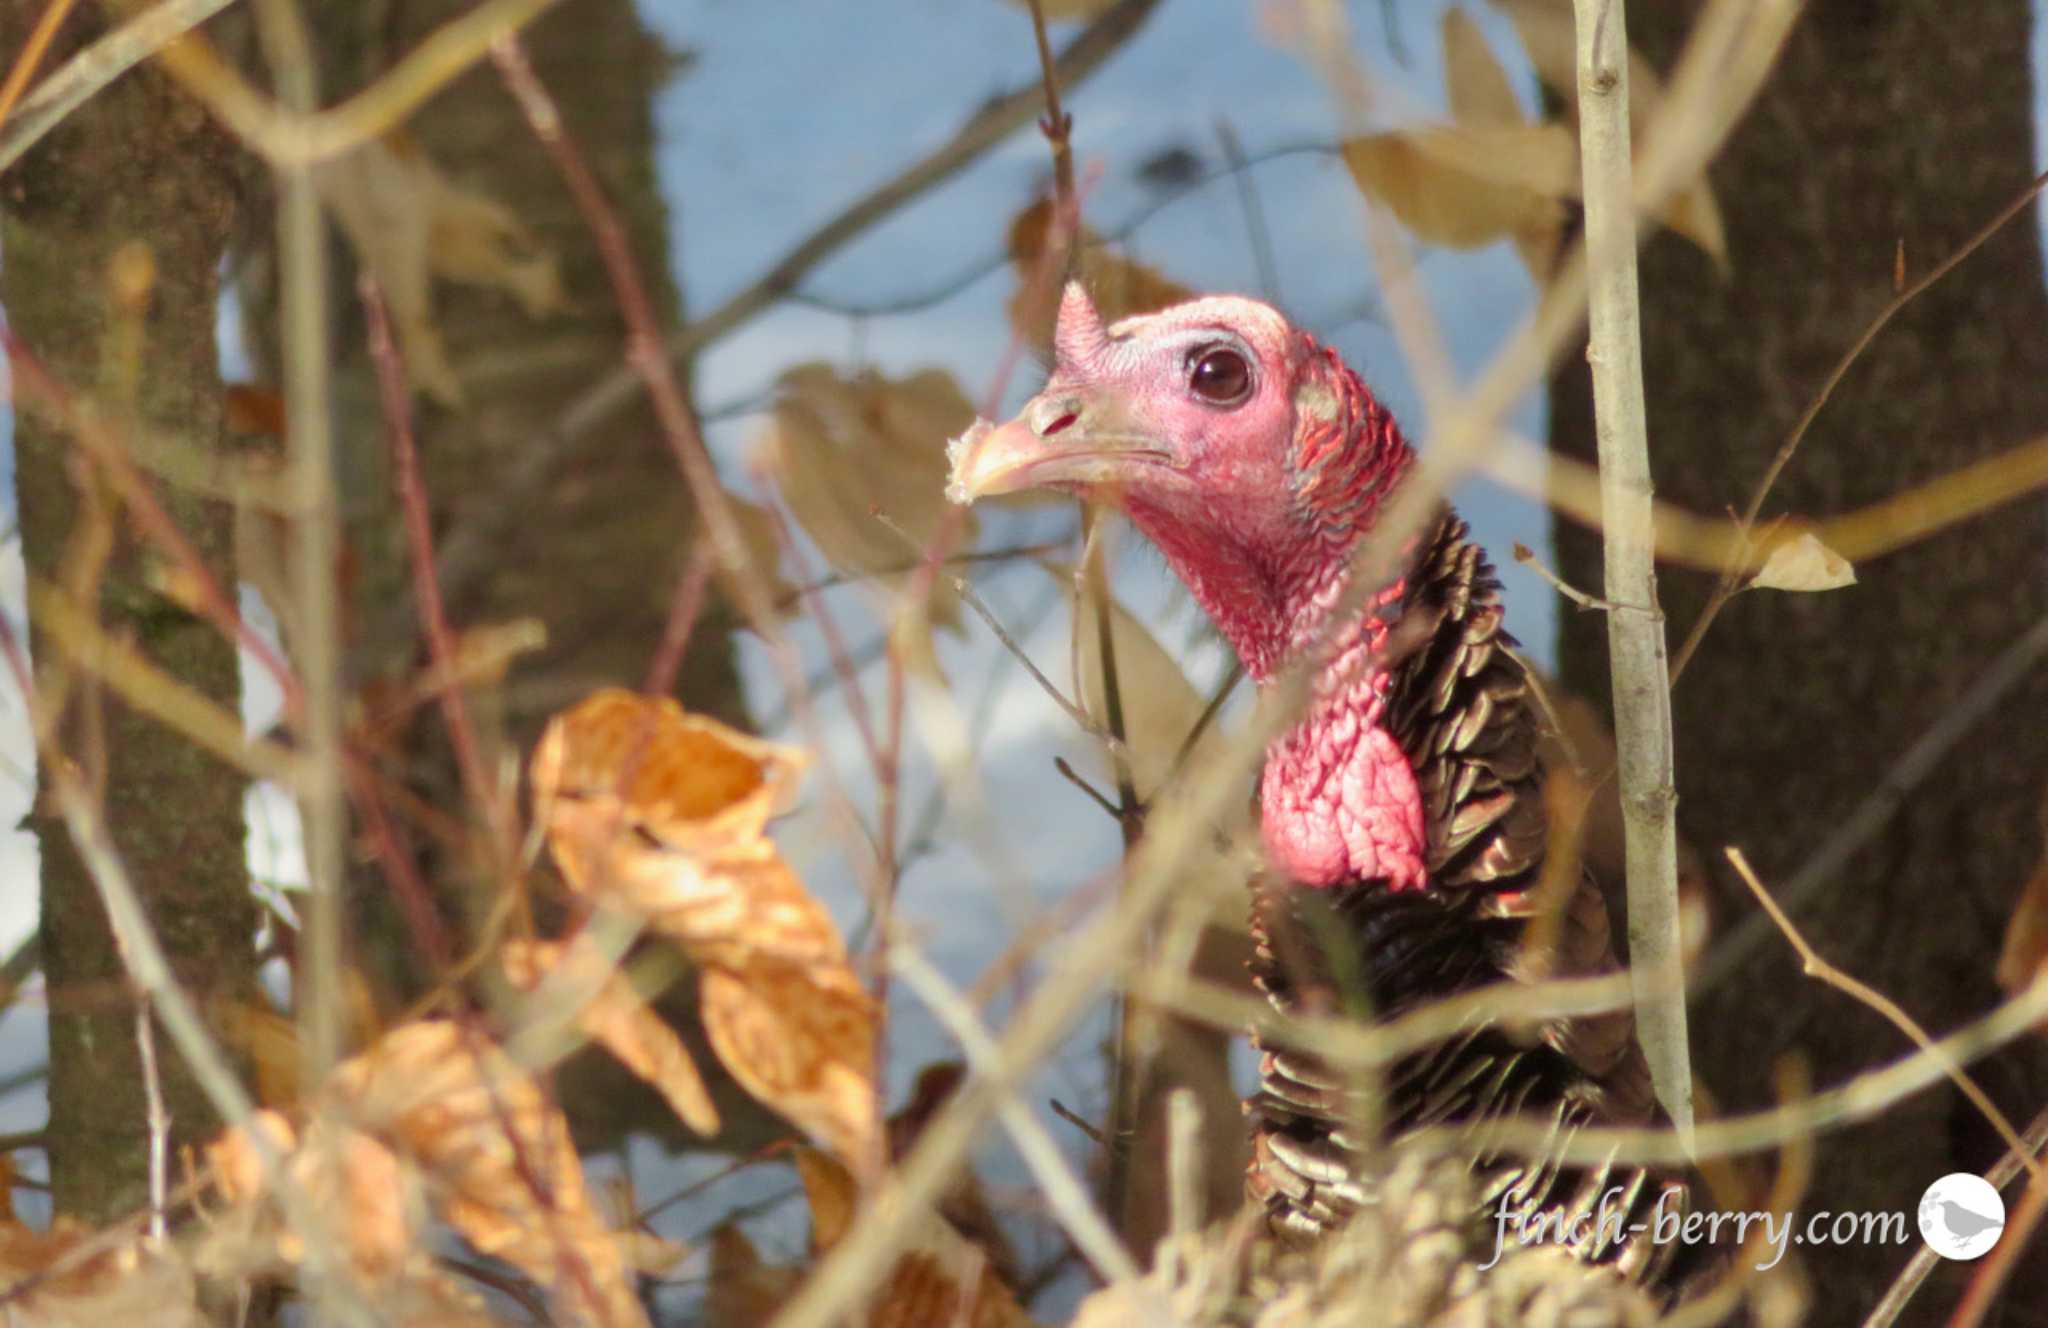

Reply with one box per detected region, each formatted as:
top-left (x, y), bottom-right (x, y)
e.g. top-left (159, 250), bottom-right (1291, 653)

top-left (1119, 487), bottom-right (1433, 895)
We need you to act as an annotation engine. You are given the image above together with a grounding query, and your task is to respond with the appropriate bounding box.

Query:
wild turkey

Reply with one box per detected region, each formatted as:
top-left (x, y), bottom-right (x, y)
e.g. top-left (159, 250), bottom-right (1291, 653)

top-left (949, 283), bottom-right (1714, 1296)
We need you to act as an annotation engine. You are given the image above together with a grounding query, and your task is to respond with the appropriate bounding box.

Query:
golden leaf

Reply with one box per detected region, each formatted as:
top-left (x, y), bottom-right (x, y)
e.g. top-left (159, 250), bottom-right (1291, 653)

top-left (0, 1219), bottom-right (203, 1328)
top-left (330, 1021), bottom-right (650, 1328)
top-left (315, 132), bottom-right (565, 408)
top-left (532, 690), bottom-right (883, 1173)
top-left (794, 1146), bottom-right (860, 1254)
top-left (1749, 531), bottom-right (1857, 592)
top-left (701, 963), bottom-right (880, 1177)
top-left (1007, 197), bottom-right (1196, 355)
top-left (502, 937), bottom-right (721, 1138)
top-left (1343, 124), bottom-right (1576, 250)
top-left (757, 363), bottom-right (978, 656)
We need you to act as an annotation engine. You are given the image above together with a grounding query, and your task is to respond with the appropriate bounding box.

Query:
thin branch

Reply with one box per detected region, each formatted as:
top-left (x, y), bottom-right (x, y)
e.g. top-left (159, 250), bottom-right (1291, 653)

top-left (1214, 119), bottom-right (1279, 302)
top-left (135, 999), bottom-right (168, 1244)
top-left (256, 0), bottom-right (349, 1102)
top-left (0, 0), bottom-right (84, 137)
top-left (140, 0), bottom-right (567, 166)
top-left (1571, 0), bottom-right (1692, 1141)
top-left (892, 950), bottom-right (1148, 1294)
top-left (1865, 1107), bottom-right (2048, 1327)
top-left (1948, 1154), bottom-right (2048, 1328)
top-left (410, 0), bottom-right (1162, 636)
top-left (0, 0), bottom-right (240, 175)
top-left (1726, 847), bottom-right (2042, 1182)
top-left (1511, 540), bottom-right (1626, 612)
top-left (1670, 162), bottom-right (2048, 683)
top-left (1699, 613), bottom-right (2048, 991)
top-left (643, 543), bottom-right (713, 698)
top-left (361, 278), bottom-right (508, 852)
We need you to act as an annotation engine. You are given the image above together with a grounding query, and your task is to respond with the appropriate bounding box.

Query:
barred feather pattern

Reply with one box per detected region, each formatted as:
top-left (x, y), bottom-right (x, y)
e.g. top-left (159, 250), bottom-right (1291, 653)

top-left (1243, 511), bottom-right (1706, 1294)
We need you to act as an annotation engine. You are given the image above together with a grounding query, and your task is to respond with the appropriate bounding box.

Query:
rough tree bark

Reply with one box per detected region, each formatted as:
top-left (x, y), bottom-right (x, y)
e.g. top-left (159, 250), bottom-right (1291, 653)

top-left (0, 6), bottom-right (257, 1220)
top-left (1549, 2), bottom-right (2048, 1318)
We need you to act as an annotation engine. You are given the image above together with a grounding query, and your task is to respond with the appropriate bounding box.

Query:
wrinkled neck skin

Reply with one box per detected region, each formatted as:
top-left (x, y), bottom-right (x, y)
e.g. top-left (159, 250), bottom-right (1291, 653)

top-left (1124, 353), bottom-right (1427, 892)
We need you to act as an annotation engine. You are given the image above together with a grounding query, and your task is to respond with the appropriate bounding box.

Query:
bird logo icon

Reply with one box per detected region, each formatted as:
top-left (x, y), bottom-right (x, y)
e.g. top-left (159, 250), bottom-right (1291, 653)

top-left (1918, 1174), bottom-right (2006, 1260)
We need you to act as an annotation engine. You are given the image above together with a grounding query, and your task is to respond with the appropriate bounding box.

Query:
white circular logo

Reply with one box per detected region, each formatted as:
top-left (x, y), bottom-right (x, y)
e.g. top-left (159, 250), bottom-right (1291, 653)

top-left (1917, 1173), bottom-right (2006, 1260)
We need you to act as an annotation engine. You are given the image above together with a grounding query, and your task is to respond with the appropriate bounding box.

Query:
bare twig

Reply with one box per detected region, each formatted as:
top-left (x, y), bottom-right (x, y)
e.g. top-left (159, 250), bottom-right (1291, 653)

top-left (1860, 1105), bottom-right (2048, 1328)
top-left (1726, 847), bottom-right (2042, 1181)
top-left (1214, 120), bottom-right (1279, 302)
top-left (643, 543), bottom-right (714, 698)
top-left (0, 0), bottom-right (239, 175)
top-left (362, 278), bottom-right (509, 852)
top-left (1948, 1153), bottom-right (2048, 1328)
top-left (1511, 540), bottom-right (1626, 612)
top-left (412, 0), bottom-right (1162, 636)
top-left (892, 950), bottom-right (1152, 1297)
top-left (143, 0), bottom-right (567, 166)
top-left (1700, 613), bottom-right (2048, 990)
top-left (255, 0), bottom-right (349, 1102)
top-left (1571, 0), bottom-right (1693, 1141)
top-left (0, 0), bottom-right (83, 136)
top-left (1670, 163), bottom-right (2048, 683)
top-left (134, 999), bottom-right (168, 1244)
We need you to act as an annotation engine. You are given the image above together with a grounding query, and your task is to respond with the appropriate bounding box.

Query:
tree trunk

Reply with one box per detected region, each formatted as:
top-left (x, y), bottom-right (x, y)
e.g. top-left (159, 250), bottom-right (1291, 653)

top-left (0, 6), bottom-right (257, 1221)
top-left (1549, 2), bottom-right (2048, 1317)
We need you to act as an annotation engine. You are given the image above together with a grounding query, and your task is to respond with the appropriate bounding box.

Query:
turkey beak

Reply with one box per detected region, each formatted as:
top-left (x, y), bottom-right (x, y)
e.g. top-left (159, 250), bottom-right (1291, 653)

top-left (946, 389), bottom-right (1162, 503)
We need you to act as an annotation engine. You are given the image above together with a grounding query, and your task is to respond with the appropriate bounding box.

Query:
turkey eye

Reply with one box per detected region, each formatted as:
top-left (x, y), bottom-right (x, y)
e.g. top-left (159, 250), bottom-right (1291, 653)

top-left (1188, 346), bottom-right (1252, 405)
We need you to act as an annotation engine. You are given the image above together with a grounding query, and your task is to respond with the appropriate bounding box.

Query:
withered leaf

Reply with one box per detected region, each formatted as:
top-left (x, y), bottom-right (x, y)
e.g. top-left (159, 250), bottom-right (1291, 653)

top-left (757, 362), bottom-right (978, 663)
top-left (794, 1145), bottom-right (860, 1254)
top-left (1443, 8), bottom-right (1525, 129)
top-left (1749, 531), bottom-right (1857, 593)
top-left (315, 132), bottom-right (565, 408)
top-left (329, 1021), bottom-right (649, 1328)
top-left (502, 936), bottom-right (721, 1138)
top-left (1342, 124), bottom-right (1577, 251)
top-left (532, 690), bottom-right (883, 1173)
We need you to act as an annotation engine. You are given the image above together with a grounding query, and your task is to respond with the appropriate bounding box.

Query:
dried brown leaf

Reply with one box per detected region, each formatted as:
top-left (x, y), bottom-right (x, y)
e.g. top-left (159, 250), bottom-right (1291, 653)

top-left (503, 937), bottom-right (721, 1137)
top-left (0, 1220), bottom-right (203, 1328)
top-left (330, 1021), bottom-right (649, 1328)
top-left (532, 688), bottom-right (804, 879)
top-left (757, 362), bottom-right (977, 655)
top-left (315, 132), bottom-right (565, 408)
top-left (1342, 124), bottom-right (1576, 250)
top-left (1749, 531), bottom-right (1857, 592)
top-left (532, 690), bottom-right (882, 1172)
top-left (1443, 8), bottom-right (1525, 129)
top-left (701, 963), bottom-right (880, 1177)
top-left (711, 490), bottom-right (800, 616)
top-left (794, 1145), bottom-right (859, 1254)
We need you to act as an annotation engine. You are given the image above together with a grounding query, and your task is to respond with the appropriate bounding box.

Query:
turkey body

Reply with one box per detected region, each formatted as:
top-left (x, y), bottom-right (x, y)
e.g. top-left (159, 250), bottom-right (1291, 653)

top-left (1245, 511), bottom-right (1708, 1293)
top-left (947, 284), bottom-right (1721, 1302)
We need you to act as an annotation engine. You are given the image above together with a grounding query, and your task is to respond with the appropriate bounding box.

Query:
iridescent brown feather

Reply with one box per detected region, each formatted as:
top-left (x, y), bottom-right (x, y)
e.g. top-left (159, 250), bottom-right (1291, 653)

top-left (1245, 511), bottom-right (1703, 1291)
